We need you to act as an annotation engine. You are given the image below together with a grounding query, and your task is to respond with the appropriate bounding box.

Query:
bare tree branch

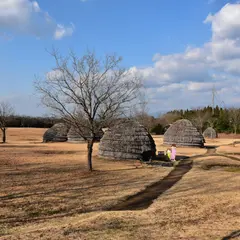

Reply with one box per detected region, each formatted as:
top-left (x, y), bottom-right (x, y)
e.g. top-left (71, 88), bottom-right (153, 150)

top-left (189, 108), bottom-right (211, 134)
top-left (228, 108), bottom-right (240, 134)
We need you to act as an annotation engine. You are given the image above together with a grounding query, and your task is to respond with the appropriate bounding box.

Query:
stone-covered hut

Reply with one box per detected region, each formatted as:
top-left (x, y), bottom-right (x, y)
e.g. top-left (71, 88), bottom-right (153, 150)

top-left (67, 126), bottom-right (104, 142)
top-left (203, 127), bottom-right (218, 139)
top-left (163, 119), bottom-right (205, 147)
top-left (43, 123), bottom-right (69, 143)
top-left (99, 120), bottom-right (156, 161)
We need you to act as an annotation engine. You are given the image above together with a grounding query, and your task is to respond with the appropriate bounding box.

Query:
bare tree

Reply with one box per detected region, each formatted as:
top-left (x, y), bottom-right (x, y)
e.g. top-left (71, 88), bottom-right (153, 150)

top-left (35, 49), bottom-right (142, 171)
top-left (228, 108), bottom-right (240, 134)
top-left (189, 108), bottom-right (211, 134)
top-left (134, 112), bottom-right (155, 132)
top-left (158, 112), bottom-right (181, 128)
top-left (0, 101), bottom-right (14, 143)
top-left (131, 90), bottom-right (155, 132)
top-left (207, 117), bottom-right (217, 128)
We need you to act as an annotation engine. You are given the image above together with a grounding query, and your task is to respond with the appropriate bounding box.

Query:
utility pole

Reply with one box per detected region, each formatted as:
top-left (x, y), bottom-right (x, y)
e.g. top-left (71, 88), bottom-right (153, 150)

top-left (212, 85), bottom-right (216, 115)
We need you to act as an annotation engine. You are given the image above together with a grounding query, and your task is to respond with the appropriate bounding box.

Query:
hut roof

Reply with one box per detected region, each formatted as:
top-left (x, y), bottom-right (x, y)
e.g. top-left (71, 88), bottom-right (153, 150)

top-left (163, 119), bottom-right (205, 147)
top-left (67, 126), bottom-right (103, 142)
top-left (203, 127), bottom-right (217, 139)
top-left (67, 126), bottom-right (85, 142)
top-left (99, 120), bottom-right (156, 161)
top-left (43, 123), bottom-right (69, 143)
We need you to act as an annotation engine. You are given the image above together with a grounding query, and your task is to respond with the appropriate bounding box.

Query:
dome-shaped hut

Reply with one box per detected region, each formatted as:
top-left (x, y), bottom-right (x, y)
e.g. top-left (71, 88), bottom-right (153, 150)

top-left (43, 123), bottom-right (69, 143)
top-left (67, 126), bottom-right (104, 142)
top-left (67, 126), bottom-right (85, 142)
top-left (99, 120), bottom-right (156, 161)
top-left (203, 127), bottom-right (217, 139)
top-left (163, 119), bottom-right (205, 147)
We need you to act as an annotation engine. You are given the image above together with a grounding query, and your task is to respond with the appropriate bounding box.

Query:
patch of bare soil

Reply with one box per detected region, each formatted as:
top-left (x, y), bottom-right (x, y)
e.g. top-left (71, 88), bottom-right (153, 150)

top-left (218, 133), bottom-right (240, 139)
top-left (33, 150), bottom-right (81, 154)
top-left (218, 144), bottom-right (240, 154)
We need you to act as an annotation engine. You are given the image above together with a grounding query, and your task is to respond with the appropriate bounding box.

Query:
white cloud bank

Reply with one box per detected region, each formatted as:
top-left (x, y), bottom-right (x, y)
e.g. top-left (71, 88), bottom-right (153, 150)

top-left (132, 3), bottom-right (240, 112)
top-left (0, 0), bottom-right (74, 39)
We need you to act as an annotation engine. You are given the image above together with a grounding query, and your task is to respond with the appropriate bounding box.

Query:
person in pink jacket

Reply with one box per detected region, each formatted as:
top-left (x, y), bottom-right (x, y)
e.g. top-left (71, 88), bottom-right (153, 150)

top-left (170, 144), bottom-right (176, 161)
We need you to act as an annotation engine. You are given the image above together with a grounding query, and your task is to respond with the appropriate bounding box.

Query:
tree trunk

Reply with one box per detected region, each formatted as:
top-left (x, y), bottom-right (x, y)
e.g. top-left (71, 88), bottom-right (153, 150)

top-left (234, 125), bottom-right (237, 135)
top-left (2, 128), bottom-right (6, 143)
top-left (87, 139), bottom-right (94, 171)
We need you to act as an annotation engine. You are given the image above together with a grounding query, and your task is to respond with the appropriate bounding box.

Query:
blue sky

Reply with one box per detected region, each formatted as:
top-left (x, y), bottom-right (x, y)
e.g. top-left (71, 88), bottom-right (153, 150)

top-left (0, 0), bottom-right (240, 116)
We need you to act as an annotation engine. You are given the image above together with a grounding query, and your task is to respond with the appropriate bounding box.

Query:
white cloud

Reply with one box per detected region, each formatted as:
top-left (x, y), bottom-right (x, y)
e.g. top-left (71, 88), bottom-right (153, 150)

top-left (205, 3), bottom-right (240, 41)
top-left (134, 47), bottom-right (211, 90)
top-left (0, 0), bottom-right (74, 39)
top-left (132, 3), bottom-right (240, 112)
top-left (54, 23), bottom-right (75, 40)
top-left (32, 1), bottom-right (40, 12)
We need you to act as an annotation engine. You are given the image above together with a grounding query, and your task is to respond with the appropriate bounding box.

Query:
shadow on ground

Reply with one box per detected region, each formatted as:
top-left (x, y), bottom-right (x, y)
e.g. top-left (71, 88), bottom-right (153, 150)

top-left (222, 230), bottom-right (240, 240)
top-left (107, 159), bottom-right (193, 211)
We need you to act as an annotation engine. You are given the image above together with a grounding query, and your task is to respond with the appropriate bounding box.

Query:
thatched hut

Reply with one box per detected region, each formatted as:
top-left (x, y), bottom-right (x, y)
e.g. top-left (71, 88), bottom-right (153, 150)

top-left (67, 126), bottom-right (104, 142)
top-left (43, 123), bottom-right (69, 143)
top-left (203, 127), bottom-right (217, 139)
top-left (163, 119), bottom-right (205, 147)
top-left (99, 120), bottom-right (156, 161)
top-left (67, 126), bottom-right (85, 142)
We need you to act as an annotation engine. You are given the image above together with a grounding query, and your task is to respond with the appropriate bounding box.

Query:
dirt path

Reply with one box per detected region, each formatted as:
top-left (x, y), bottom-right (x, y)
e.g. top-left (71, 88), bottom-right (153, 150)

top-left (108, 145), bottom-right (239, 211)
top-left (108, 159), bottom-right (193, 211)
top-left (107, 148), bottom-right (217, 211)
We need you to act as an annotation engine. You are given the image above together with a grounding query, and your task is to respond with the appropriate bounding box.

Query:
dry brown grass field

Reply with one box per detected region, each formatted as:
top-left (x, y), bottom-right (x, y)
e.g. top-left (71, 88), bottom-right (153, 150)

top-left (0, 128), bottom-right (240, 240)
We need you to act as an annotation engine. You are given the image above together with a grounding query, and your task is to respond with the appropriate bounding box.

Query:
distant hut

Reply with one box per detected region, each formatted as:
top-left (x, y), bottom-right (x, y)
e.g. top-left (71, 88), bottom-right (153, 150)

top-left (43, 123), bottom-right (69, 143)
top-left (67, 126), bottom-right (85, 142)
top-left (67, 126), bottom-right (104, 142)
top-left (163, 119), bottom-right (205, 147)
top-left (99, 120), bottom-right (156, 161)
top-left (203, 127), bottom-right (217, 139)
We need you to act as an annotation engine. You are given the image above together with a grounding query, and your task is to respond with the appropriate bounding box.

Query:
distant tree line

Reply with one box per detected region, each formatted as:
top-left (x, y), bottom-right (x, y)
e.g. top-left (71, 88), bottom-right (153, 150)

top-left (4, 106), bottom-right (240, 135)
top-left (136, 106), bottom-right (240, 135)
top-left (5, 115), bottom-right (60, 128)
top-left (165, 106), bottom-right (240, 134)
